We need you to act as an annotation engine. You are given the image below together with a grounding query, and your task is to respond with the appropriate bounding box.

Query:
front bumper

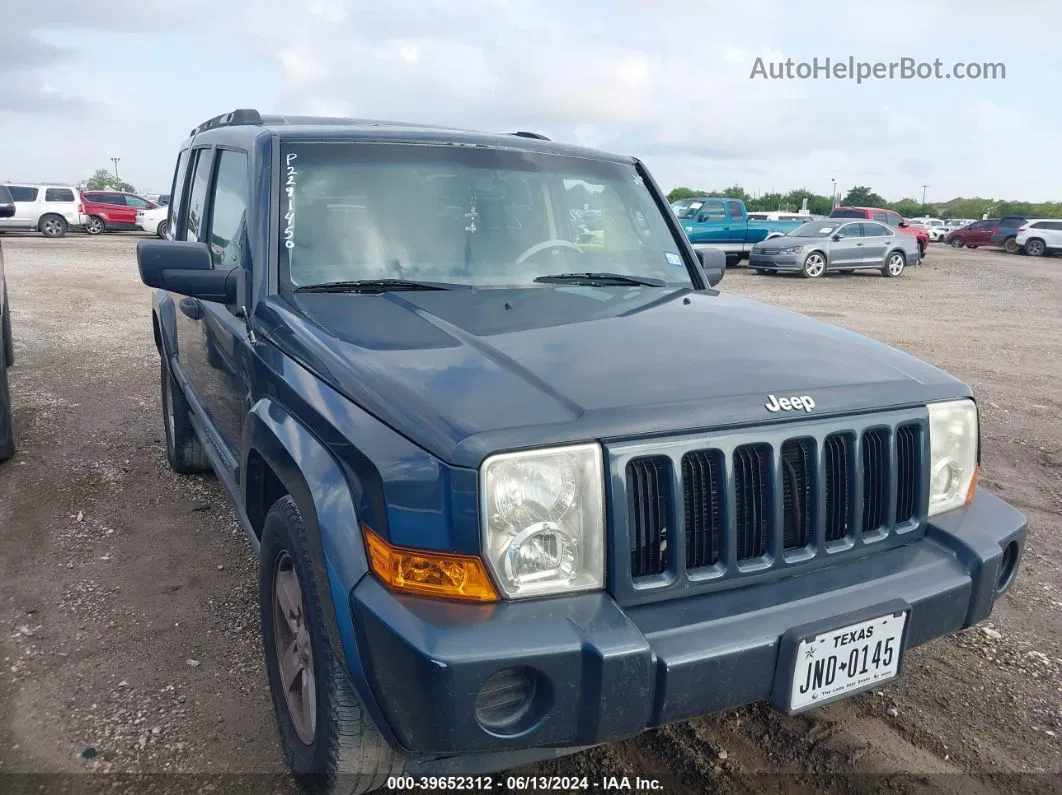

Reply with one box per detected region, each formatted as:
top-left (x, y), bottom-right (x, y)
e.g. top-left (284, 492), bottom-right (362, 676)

top-left (350, 488), bottom-right (1025, 757)
top-left (748, 253), bottom-right (801, 270)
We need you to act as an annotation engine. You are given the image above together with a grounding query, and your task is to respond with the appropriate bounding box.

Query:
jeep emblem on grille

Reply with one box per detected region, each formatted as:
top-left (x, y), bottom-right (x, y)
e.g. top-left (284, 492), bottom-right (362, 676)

top-left (765, 394), bottom-right (816, 413)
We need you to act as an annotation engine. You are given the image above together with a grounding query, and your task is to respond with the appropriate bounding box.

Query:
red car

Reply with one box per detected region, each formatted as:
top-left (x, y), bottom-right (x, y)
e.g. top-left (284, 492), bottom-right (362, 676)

top-left (945, 219), bottom-right (999, 249)
top-left (80, 191), bottom-right (158, 234)
top-left (829, 206), bottom-right (930, 260)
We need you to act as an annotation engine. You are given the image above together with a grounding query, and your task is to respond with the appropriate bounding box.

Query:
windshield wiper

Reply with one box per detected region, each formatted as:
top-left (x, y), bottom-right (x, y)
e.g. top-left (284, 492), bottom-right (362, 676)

top-left (533, 272), bottom-right (667, 287)
top-left (295, 279), bottom-right (464, 294)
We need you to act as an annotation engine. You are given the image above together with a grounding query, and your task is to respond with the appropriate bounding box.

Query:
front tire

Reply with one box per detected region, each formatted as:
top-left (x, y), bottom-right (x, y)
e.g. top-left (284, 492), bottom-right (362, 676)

top-left (950, 238), bottom-right (964, 248)
top-left (882, 251), bottom-right (906, 278)
top-left (1025, 238), bottom-right (1046, 257)
top-left (159, 356), bottom-right (210, 474)
top-left (85, 216), bottom-right (105, 235)
top-left (38, 214), bottom-right (68, 238)
top-left (1004, 237), bottom-right (1019, 254)
top-left (260, 496), bottom-right (404, 795)
top-left (801, 252), bottom-right (826, 278)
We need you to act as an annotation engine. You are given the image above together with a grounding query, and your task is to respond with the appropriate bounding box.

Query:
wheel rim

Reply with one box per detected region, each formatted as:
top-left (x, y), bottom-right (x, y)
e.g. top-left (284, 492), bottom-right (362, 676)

top-left (1005, 239), bottom-right (1018, 253)
top-left (42, 219), bottom-right (61, 236)
top-left (951, 239), bottom-right (963, 247)
top-left (888, 254), bottom-right (905, 275)
top-left (804, 254), bottom-right (825, 277)
top-left (1028, 241), bottom-right (1044, 256)
top-left (158, 221), bottom-right (167, 238)
top-left (273, 551), bottom-right (317, 745)
top-left (88, 218), bottom-right (102, 233)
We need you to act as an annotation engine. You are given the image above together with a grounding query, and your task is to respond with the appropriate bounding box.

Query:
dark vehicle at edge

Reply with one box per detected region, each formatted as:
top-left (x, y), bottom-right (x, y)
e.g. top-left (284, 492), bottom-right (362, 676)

top-left (0, 184), bottom-right (16, 461)
top-left (137, 109), bottom-right (1028, 794)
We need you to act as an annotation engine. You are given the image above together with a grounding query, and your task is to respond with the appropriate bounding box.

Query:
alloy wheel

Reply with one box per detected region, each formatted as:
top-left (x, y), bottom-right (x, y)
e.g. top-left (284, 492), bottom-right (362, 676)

top-left (273, 551), bottom-right (317, 745)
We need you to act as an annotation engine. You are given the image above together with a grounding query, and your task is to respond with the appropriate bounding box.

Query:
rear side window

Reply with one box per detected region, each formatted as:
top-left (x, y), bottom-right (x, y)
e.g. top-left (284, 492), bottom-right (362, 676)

top-left (184, 149), bottom-right (215, 242)
top-left (45, 188), bottom-right (75, 202)
top-left (885, 212), bottom-right (902, 226)
top-left (8, 186), bottom-right (38, 202)
top-left (206, 150), bottom-right (250, 269)
top-left (88, 193), bottom-right (123, 206)
top-left (167, 150), bottom-right (192, 237)
top-left (871, 211), bottom-right (889, 223)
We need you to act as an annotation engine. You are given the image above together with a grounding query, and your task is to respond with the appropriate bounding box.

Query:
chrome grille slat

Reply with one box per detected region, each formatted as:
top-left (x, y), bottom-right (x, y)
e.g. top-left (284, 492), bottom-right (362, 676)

top-left (619, 410), bottom-right (927, 597)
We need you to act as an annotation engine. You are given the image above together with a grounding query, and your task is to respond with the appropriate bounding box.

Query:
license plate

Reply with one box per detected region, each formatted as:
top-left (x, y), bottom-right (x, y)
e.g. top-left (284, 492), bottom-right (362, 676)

top-left (788, 610), bottom-right (907, 712)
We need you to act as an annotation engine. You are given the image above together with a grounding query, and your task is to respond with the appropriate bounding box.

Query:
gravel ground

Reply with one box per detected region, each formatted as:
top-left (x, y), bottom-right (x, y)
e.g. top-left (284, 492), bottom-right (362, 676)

top-left (0, 234), bottom-right (1059, 794)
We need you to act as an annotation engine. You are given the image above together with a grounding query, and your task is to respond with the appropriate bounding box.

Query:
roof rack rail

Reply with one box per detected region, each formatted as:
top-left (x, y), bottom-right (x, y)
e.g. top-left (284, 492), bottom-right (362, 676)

top-left (190, 109), bottom-right (263, 137)
top-left (509, 131), bottom-right (551, 141)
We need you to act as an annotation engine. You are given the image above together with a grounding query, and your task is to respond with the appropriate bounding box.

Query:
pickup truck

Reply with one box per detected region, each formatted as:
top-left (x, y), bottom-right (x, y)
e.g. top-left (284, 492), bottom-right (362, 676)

top-left (140, 110), bottom-right (1026, 795)
top-left (671, 196), bottom-right (807, 264)
top-left (830, 206), bottom-right (929, 261)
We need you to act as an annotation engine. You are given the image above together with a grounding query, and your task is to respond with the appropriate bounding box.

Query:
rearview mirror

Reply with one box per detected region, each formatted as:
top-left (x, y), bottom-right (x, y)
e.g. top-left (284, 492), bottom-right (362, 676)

top-left (137, 240), bottom-right (237, 303)
top-left (696, 249), bottom-right (726, 287)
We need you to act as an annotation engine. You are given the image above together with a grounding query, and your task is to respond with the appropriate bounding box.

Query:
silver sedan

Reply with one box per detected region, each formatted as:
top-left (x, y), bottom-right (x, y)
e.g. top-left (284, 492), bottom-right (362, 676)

top-left (748, 219), bottom-right (920, 278)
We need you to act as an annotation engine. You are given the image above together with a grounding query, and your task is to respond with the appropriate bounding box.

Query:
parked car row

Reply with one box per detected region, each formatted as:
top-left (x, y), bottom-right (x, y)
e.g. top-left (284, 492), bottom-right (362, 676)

top-left (0, 182), bottom-right (170, 239)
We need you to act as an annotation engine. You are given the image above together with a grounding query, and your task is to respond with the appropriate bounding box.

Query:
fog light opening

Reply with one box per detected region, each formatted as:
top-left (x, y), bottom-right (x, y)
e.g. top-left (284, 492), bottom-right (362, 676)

top-left (997, 541), bottom-right (1019, 594)
top-left (474, 667), bottom-right (548, 735)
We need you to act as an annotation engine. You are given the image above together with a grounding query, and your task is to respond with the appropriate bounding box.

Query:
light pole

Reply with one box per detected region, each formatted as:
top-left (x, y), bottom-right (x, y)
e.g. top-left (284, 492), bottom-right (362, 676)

top-left (921, 184), bottom-right (928, 213)
top-left (831, 178), bottom-right (836, 208)
top-left (111, 157), bottom-right (121, 182)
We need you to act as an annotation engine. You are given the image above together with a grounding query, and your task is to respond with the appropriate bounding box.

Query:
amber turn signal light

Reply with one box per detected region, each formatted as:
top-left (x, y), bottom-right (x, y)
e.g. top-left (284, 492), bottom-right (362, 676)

top-left (363, 528), bottom-right (498, 602)
top-left (966, 465), bottom-right (980, 506)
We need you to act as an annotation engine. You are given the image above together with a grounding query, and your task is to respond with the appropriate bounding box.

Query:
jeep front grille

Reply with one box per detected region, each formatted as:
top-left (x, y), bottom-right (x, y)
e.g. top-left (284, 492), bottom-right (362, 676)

top-left (620, 410), bottom-right (927, 599)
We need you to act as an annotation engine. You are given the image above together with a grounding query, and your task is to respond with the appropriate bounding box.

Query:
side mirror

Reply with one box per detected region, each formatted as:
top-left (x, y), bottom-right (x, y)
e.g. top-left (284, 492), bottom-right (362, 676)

top-left (137, 240), bottom-right (237, 303)
top-left (832, 233), bottom-right (842, 241)
top-left (697, 213), bottom-right (709, 223)
top-left (898, 220), bottom-right (909, 228)
top-left (0, 202), bottom-right (14, 219)
top-left (696, 249), bottom-right (726, 287)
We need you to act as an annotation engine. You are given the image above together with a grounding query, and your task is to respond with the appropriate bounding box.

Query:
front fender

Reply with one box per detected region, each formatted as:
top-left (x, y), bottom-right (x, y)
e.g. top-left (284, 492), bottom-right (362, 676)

top-left (240, 399), bottom-right (401, 749)
top-left (153, 289), bottom-right (178, 360)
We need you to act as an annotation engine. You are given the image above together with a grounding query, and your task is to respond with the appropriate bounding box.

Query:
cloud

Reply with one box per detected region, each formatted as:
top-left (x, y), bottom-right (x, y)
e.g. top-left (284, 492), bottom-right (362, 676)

top-left (2, 0), bottom-right (1061, 200)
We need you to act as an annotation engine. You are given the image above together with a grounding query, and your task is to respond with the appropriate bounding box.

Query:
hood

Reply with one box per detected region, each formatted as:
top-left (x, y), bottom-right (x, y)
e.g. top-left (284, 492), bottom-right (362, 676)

top-left (257, 287), bottom-right (968, 468)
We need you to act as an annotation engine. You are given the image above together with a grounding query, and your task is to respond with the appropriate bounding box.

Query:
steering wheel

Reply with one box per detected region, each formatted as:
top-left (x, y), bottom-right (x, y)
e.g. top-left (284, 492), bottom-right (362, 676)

top-left (515, 239), bottom-right (585, 264)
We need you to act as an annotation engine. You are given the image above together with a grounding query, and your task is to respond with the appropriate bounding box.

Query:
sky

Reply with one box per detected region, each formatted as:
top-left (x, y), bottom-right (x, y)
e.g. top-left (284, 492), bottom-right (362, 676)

top-left (2, 0), bottom-right (1060, 203)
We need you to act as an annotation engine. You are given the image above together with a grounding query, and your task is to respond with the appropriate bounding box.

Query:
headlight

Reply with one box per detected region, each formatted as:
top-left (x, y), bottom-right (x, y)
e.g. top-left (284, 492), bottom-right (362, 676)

top-left (480, 443), bottom-right (605, 599)
top-left (778, 246), bottom-right (803, 254)
top-left (927, 399), bottom-right (979, 517)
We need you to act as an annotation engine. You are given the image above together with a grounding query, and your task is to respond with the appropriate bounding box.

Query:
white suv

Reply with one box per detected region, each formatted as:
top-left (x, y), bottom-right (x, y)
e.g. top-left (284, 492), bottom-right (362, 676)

top-left (0, 183), bottom-right (84, 238)
top-left (1016, 219), bottom-right (1062, 257)
top-left (912, 218), bottom-right (948, 242)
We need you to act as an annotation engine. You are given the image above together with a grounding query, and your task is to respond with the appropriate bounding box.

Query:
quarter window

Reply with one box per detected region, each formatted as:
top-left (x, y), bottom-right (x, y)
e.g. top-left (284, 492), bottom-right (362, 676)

top-left (8, 186), bottom-right (38, 202)
top-left (45, 188), bottom-right (75, 202)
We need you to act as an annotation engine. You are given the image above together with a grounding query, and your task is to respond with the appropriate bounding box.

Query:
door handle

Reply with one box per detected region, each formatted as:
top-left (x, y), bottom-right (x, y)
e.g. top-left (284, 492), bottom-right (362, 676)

top-left (179, 297), bottom-right (203, 320)
top-left (855, 242), bottom-right (864, 246)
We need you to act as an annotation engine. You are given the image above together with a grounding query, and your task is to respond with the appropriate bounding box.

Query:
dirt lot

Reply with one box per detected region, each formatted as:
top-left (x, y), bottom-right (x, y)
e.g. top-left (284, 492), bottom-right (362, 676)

top-left (0, 234), bottom-right (1059, 794)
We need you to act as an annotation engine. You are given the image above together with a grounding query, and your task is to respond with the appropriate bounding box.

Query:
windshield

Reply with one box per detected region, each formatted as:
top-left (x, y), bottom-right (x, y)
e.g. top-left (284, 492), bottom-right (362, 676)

top-left (279, 143), bottom-right (694, 289)
top-left (670, 198), bottom-right (706, 219)
top-left (789, 220), bottom-right (843, 237)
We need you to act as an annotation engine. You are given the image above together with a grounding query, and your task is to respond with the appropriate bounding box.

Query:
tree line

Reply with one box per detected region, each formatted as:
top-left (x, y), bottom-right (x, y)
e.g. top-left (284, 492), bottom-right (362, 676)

top-left (84, 168), bottom-right (137, 195)
top-left (665, 185), bottom-right (1062, 220)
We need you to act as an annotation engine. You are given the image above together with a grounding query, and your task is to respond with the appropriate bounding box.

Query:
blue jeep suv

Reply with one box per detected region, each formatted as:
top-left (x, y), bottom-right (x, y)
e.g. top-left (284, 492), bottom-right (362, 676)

top-left (139, 109), bottom-right (1027, 794)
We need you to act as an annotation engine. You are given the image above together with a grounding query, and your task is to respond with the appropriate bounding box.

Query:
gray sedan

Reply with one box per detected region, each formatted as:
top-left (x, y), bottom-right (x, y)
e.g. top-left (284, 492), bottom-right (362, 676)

top-left (747, 219), bottom-right (920, 278)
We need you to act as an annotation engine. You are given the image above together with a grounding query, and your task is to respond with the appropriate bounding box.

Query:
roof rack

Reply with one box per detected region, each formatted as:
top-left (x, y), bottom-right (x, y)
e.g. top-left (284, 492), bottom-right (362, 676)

top-left (190, 109), bottom-right (263, 136)
top-left (509, 131), bottom-right (551, 141)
